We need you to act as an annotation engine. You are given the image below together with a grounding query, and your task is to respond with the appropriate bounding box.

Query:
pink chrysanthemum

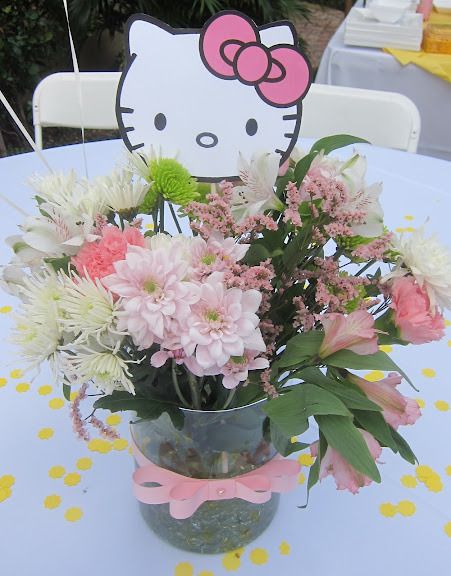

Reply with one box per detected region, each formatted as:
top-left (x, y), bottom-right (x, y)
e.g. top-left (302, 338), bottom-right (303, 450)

top-left (103, 245), bottom-right (199, 349)
top-left (221, 351), bottom-right (269, 389)
top-left (189, 232), bottom-right (249, 280)
top-left (180, 273), bottom-right (266, 369)
top-left (72, 226), bottom-right (145, 280)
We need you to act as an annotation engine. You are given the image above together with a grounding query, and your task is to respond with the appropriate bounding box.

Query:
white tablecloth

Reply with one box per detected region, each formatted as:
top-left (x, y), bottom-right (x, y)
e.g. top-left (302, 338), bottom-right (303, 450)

top-left (0, 140), bottom-right (450, 575)
top-left (315, 12), bottom-right (451, 161)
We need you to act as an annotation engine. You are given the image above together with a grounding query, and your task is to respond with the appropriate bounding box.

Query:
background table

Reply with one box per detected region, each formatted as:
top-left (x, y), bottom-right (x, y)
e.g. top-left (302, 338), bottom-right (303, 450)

top-left (0, 140), bottom-right (450, 575)
top-left (315, 8), bottom-right (451, 161)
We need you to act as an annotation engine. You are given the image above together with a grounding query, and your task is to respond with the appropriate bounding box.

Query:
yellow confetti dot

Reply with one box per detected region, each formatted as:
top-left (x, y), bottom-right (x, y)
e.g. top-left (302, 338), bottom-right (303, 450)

top-left (222, 548), bottom-right (244, 571)
top-left (174, 563), bottom-right (194, 576)
top-left (405, 227), bottom-right (415, 233)
top-left (0, 487), bottom-right (12, 502)
top-left (415, 465), bottom-right (435, 480)
top-left (10, 369), bottom-right (23, 379)
top-left (76, 457), bottom-right (92, 471)
top-left (397, 500), bottom-right (416, 516)
top-left (145, 223), bottom-right (154, 230)
top-left (448, 339), bottom-right (451, 347)
top-left (64, 472), bottom-right (81, 487)
top-left (290, 436), bottom-right (298, 443)
top-left (106, 414), bottom-right (121, 426)
top-left (279, 541), bottom-right (291, 555)
top-left (421, 368), bottom-right (436, 378)
top-left (434, 400), bottom-right (449, 412)
top-left (444, 522), bottom-right (451, 537)
top-left (415, 398), bottom-right (426, 409)
top-left (44, 494), bottom-right (61, 509)
top-left (404, 215), bottom-right (414, 221)
top-left (364, 370), bottom-right (385, 382)
top-left (0, 475), bottom-right (15, 488)
top-left (0, 305), bottom-right (12, 313)
top-left (69, 391), bottom-right (78, 402)
top-left (49, 465), bottom-right (65, 479)
top-left (38, 385), bottom-right (52, 395)
top-left (48, 398), bottom-right (64, 410)
top-left (379, 503), bottom-right (397, 517)
top-left (401, 475), bottom-right (417, 488)
top-left (298, 453), bottom-right (315, 467)
top-left (425, 477), bottom-right (444, 493)
top-left (297, 472), bottom-right (306, 485)
top-left (0, 377), bottom-right (7, 387)
top-left (113, 438), bottom-right (128, 451)
top-left (38, 427), bottom-right (54, 440)
top-left (446, 465), bottom-right (451, 476)
top-left (64, 507), bottom-right (83, 522)
top-left (395, 227), bottom-right (405, 233)
top-left (379, 345), bottom-right (393, 353)
top-left (15, 382), bottom-right (30, 393)
top-left (249, 548), bottom-right (269, 565)
top-left (198, 572), bottom-right (214, 576)
top-left (88, 438), bottom-right (112, 454)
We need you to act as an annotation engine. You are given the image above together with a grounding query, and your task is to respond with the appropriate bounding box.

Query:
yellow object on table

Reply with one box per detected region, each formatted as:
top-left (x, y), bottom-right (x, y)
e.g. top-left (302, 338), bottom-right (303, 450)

top-left (384, 11), bottom-right (451, 82)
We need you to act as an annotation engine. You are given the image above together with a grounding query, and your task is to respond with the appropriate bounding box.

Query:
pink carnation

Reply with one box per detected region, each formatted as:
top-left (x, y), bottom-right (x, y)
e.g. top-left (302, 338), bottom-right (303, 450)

top-left (390, 276), bottom-right (445, 344)
top-left (311, 430), bottom-right (382, 494)
top-left (72, 226), bottom-right (145, 280)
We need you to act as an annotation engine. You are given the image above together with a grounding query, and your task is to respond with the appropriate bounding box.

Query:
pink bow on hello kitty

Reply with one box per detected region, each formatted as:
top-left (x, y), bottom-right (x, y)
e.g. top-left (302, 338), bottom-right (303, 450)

top-left (200, 13), bottom-right (310, 107)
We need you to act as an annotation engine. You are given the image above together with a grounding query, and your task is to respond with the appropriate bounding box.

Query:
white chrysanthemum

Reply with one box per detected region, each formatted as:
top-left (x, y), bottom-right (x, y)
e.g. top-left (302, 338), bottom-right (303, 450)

top-left (60, 274), bottom-right (121, 344)
top-left (390, 228), bottom-right (451, 310)
top-left (62, 345), bottom-right (135, 395)
top-left (125, 148), bottom-right (155, 182)
top-left (92, 169), bottom-right (150, 212)
top-left (29, 171), bottom-right (107, 220)
top-left (10, 270), bottom-right (64, 368)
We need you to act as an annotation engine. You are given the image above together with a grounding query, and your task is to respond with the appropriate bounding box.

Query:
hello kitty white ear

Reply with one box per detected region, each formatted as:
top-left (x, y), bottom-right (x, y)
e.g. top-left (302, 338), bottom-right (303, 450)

top-left (259, 23), bottom-right (297, 47)
top-left (127, 16), bottom-right (173, 56)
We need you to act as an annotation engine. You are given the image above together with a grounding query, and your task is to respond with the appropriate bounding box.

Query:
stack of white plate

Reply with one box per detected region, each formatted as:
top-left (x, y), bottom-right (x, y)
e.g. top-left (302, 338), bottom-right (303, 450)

top-left (344, 7), bottom-right (423, 50)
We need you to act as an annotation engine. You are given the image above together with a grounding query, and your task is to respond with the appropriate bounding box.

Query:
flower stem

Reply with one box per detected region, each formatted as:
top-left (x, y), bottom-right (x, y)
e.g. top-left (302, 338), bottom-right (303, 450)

top-left (159, 194), bottom-right (165, 233)
top-left (187, 372), bottom-right (202, 410)
top-left (171, 361), bottom-right (190, 408)
top-left (169, 202), bottom-right (183, 234)
top-left (221, 388), bottom-right (236, 410)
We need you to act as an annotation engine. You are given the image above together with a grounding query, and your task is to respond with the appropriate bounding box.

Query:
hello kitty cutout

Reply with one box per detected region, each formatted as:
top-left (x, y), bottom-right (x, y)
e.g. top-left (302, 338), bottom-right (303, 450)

top-left (116, 11), bottom-right (312, 181)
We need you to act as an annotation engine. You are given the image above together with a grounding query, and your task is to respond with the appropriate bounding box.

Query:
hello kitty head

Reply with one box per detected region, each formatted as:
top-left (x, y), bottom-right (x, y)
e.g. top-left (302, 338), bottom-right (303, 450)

top-left (116, 11), bottom-right (311, 181)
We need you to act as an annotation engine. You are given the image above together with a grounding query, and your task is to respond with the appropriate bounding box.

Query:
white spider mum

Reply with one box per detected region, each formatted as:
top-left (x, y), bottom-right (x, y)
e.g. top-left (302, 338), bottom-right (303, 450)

top-left (93, 169), bottom-right (150, 213)
top-left (62, 345), bottom-right (135, 395)
top-left (60, 274), bottom-right (121, 344)
top-left (11, 316), bottom-right (60, 370)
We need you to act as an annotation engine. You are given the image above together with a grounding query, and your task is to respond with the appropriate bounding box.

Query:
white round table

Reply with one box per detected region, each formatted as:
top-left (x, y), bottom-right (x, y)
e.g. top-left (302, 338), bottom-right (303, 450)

top-left (0, 140), bottom-right (450, 575)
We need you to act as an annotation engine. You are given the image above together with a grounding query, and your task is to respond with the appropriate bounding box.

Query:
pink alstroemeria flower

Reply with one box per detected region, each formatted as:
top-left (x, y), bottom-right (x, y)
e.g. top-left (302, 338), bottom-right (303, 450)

top-left (318, 310), bottom-right (379, 358)
top-left (311, 430), bottom-right (382, 494)
top-left (348, 372), bottom-right (421, 429)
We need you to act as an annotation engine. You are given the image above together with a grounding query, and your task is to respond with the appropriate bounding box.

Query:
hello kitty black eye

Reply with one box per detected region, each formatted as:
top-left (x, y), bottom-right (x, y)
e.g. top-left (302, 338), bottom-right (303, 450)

top-left (154, 113), bottom-right (167, 131)
top-left (245, 118), bottom-right (258, 136)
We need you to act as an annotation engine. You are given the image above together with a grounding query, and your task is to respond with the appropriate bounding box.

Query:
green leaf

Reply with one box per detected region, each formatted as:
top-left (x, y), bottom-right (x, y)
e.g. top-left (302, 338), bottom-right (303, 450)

top-left (324, 350), bottom-right (417, 390)
top-left (353, 410), bottom-right (397, 450)
top-left (270, 421), bottom-right (310, 457)
top-left (243, 243), bottom-right (271, 265)
top-left (44, 256), bottom-right (71, 273)
top-left (315, 415), bottom-right (381, 483)
top-left (234, 381), bottom-right (264, 408)
top-left (310, 135), bottom-right (369, 156)
top-left (390, 427), bottom-right (418, 465)
top-left (62, 383), bottom-right (71, 402)
top-left (295, 367), bottom-right (382, 412)
top-left (282, 224), bottom-right (312, 270)
top-left (307, 454), bottom-right (320, 491)
top-left (294, 151), bottom-right (317, 186)
top-left (263, 383), bottom-right (351, 437)
top-left (276, 331), bottom-right (324, 369)
top-left (94, 391), bottom-right (184, 430)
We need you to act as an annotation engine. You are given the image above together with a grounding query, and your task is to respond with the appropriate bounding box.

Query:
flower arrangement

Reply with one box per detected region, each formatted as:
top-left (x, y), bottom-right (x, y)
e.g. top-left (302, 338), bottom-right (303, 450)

top-left (3, 134), bottom-right (451, 495)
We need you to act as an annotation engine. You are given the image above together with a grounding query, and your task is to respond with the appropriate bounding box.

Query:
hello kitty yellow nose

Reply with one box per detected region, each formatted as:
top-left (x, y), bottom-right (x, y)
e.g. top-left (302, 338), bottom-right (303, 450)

top-left (196, 132), bottom-right (218, 148)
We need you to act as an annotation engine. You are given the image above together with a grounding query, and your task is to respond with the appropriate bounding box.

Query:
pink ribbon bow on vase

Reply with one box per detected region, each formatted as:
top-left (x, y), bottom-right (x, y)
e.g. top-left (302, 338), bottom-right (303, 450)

top-left (132, 441), bottom-right (301, 520)
top-left (200, 12), bottom-right (311, 107)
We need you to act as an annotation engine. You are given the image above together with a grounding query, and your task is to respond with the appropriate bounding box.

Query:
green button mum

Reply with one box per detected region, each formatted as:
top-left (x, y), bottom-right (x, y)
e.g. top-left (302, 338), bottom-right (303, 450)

top-left (150, 158), bottom-right (200, 207)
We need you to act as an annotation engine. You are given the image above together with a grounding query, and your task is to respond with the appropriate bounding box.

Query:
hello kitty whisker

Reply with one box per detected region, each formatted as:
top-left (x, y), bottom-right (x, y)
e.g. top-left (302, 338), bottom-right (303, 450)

top-left (131, 143), bottom-right (145, 151)
top-left (124, 127), bottom-right (135, 133)
top-left (119, 107), bottom-right (134, 114)
top-left (283, 114), bottom-right (298, 121)
top-left (284, 133), bottom-right (295, 138)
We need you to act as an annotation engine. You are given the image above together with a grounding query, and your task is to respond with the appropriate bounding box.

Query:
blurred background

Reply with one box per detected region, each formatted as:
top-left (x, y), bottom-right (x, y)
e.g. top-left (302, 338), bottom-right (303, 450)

top-left (0, 0), bottom-right (346, 156)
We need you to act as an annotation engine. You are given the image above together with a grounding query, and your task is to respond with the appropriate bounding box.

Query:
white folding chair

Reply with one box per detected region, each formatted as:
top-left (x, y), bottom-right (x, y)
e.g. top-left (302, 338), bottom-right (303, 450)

top-left (32, 72), bottom-right (121, 149)
top-left (300, 83), bottom-right (421, 153)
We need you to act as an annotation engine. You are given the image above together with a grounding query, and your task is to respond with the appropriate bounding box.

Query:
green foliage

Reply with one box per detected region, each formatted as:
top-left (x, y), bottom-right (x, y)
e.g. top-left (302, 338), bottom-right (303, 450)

top-left (275, 331), bottom-right (324, 369)
top-left (150, 158), bottom-right (199, 206)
